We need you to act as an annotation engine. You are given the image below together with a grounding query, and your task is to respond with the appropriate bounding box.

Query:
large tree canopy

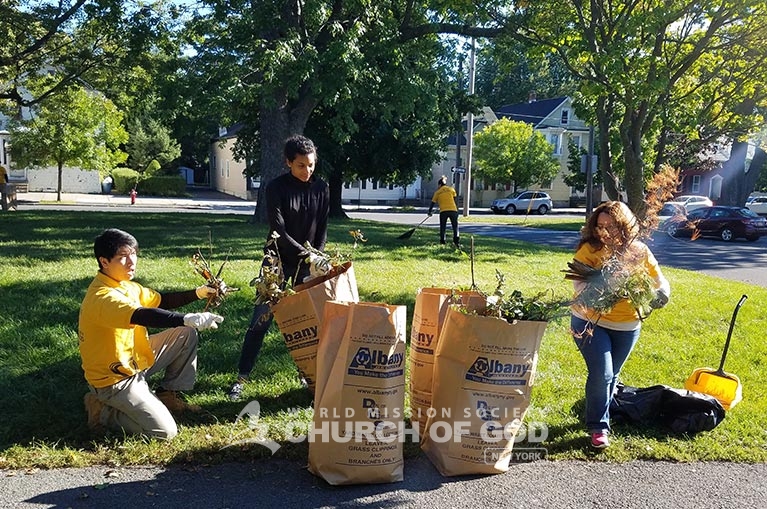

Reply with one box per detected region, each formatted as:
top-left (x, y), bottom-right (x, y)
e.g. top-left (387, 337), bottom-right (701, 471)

top-left (509, 0), bottom-right (767, 215)
top-left (0, 0), bottom-right (126, 111)
top-left (186, 0), bottom-right (510, 222)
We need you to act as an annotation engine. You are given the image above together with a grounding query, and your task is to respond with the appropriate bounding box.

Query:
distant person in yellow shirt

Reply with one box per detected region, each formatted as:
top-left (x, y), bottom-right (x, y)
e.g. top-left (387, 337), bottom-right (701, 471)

top-left (0, 164), bottom-right (8, 185)
top-left (428, 176), bottom-right (459, 247)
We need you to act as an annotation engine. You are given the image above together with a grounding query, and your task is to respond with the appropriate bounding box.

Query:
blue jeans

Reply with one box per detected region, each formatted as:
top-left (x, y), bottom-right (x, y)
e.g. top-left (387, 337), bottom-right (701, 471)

top-left (571, 315), bottom-right (640, 433)
top-left (236, 263), bottom-right (307, 379)
top-left (237, 303), bottom-right (273, 379)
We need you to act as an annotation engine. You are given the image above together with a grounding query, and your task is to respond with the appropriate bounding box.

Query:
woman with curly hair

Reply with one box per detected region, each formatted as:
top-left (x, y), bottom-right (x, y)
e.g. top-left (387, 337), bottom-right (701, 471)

top-left (569, 201), bottom-right (670, 449)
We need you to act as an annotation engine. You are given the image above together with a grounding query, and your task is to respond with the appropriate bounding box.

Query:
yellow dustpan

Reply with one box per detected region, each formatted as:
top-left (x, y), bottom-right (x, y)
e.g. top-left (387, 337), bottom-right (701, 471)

top-left (685, 295), bottom-right (747, 410)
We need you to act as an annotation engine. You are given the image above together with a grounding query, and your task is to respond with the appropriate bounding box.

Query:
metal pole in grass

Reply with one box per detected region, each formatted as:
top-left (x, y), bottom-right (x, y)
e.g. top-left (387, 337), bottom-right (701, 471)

top-left (470, 236), bottom-right (478, 291)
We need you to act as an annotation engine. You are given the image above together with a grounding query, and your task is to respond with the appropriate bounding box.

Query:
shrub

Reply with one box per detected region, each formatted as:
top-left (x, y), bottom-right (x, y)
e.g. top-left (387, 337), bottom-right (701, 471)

top-left (138, 175), bottom-right (187, 196)
top-left (112, 167), bottom-right (140, 193)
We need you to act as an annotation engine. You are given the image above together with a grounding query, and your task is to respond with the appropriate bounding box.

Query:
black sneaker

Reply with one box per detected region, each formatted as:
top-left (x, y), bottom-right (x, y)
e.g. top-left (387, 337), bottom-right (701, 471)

top-left (227, 380), bottom-right (245, 401)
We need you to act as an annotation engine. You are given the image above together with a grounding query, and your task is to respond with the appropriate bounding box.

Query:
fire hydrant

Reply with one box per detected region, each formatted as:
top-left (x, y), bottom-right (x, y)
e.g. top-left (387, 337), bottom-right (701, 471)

top-left (130, 188), bottom-right (137, 205)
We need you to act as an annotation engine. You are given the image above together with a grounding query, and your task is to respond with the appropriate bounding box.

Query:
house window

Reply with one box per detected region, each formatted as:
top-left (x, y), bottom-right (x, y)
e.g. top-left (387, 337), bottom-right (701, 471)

top-left (389, 183), bottom-right (394, 190)
top-left (549, 133), bottom-right (561, 155)
top-left (692, 175), bottom-right (701, 193)
top-left (372, 180), bottom-right (378, 190)
top-left (226, 160), bottom-right (230, 178)
top-left (561, 109), bottom-right (569, 125)
top-left (540, 180), bottom-right (552, 190)
top-left (361, 180), bottom-right (367, 190)
top-left (571, 135), bottom-right (582, 149)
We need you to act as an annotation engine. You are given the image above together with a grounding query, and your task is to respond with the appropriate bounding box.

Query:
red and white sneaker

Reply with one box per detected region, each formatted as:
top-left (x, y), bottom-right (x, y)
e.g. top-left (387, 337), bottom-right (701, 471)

top-left (590, 432), bottom-right (610, 449)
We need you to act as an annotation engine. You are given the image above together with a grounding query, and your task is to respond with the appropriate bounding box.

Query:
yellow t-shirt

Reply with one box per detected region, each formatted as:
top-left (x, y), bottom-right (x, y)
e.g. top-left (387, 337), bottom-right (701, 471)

top-left (570, 241), bottom-right (663, 329)
top-left (431, 185), bottom-right (457, 212)
top-left (78, 272), bottom-right (161, 388)
top-left (0, 165), bottom-right (7, 184)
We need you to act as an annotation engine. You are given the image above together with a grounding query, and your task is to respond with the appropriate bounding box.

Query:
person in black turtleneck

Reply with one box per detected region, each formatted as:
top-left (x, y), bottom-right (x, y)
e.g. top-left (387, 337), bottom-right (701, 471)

top-left (227, 135), bottom-right (330, 401)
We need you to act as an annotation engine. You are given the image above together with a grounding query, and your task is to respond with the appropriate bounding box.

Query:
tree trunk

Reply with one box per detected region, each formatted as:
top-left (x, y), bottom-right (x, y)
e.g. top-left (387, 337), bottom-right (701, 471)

top-left (250, 90), bottom-right (316, 224)
top-left (720, 140), bottom-right (749, 206)
top-left (57, 161), bottom-right (63, 202)
top-left (328, 164), bottom-right (348, 219)
top-left (744, 146), bottom-right (766, 203)
top-left (620, 111), bottom-right (647, 218)
top-left (595, 98), bottom-right (620, 202)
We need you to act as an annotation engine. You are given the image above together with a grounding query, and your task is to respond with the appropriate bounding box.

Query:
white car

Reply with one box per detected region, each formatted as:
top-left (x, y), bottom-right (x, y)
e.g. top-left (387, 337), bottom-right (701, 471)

top-left (657, 202), bottom-right (686, 230)
top-left (490, 191), bottom-right (553, 215)
top-left (666, 195), bottom-right (713, 212)
top-left (747, 196), bottom-right (767, 215)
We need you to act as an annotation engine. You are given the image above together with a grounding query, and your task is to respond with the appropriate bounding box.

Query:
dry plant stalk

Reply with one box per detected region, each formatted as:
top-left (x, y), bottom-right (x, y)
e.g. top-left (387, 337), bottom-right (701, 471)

top-left (249, 229), bottom-right (367, 307)
top-left (639, 164), bottom-right (681, 238)
top-left (191, 249), bottom-right (240, 311)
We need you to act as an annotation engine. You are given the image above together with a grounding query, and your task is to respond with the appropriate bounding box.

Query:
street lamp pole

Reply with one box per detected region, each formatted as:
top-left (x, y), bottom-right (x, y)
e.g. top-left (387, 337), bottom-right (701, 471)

top-left (462, 37), bottom-right (476, 217)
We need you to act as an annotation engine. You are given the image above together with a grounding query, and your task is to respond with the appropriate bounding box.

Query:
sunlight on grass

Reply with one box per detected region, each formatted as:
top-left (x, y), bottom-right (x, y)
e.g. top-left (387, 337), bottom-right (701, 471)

top-left (1, 211), bottom-right (766, 468)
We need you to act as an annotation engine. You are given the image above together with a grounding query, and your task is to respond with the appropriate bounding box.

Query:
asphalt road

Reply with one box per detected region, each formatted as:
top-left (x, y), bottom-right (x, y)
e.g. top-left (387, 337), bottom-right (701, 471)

top-left (5, 191), bottom-right (766, 508)
top-left (4, 458), bottom-right (767, 509)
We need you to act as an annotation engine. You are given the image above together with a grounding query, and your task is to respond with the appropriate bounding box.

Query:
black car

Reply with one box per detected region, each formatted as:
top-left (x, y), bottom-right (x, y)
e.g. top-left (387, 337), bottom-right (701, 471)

top-left (669, 206), bottom-right (767, 242)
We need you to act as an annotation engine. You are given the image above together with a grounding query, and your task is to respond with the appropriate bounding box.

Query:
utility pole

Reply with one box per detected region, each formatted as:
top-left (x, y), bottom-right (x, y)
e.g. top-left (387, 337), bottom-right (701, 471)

top-left (462, 37), bottom-right (476, 217)
top-left (455, 54), bottom-right (464, 180)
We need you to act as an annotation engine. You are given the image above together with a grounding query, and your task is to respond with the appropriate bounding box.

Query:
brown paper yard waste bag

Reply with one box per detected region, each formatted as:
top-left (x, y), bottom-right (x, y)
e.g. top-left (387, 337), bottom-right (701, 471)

top-left (409, 288), bottom-right (486, 438)
top-left (421, 305), bottom-right (547, 476)
top-left (309, 301), bottom-right (407, 485)
top-left (271, 262), bottom-right (358, 394)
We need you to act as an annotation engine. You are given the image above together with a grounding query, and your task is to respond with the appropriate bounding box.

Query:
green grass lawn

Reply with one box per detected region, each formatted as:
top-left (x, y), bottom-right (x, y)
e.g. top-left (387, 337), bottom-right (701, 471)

top-left (458, 213), bottom-right (586, 230)
top-left (1, 210), bottom-right (765, 468)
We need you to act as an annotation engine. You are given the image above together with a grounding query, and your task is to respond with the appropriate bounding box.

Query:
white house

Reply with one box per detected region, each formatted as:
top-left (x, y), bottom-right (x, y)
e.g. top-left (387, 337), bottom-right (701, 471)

top-left (427, 96), bottom-right (591, 209)
top-left (209, 123), bottom-right (255, 200)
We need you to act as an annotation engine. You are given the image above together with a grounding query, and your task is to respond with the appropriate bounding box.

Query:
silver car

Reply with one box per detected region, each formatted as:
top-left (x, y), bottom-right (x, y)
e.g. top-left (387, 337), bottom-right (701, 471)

top-left (491, 191), bottom-right (553, 215)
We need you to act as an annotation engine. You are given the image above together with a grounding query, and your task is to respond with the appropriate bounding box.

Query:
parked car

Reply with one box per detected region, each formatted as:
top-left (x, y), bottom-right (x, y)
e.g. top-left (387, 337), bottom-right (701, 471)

top-left (667, 195), bottom-right (714, 212)
top-left (746, 196), bottom-right (767, 215)
top-left (490, 191), bottom-right (553, 215)
top-left (657, 202), bottom-right (686, 230)
top-left (669, 206), bottom-right (767, 242)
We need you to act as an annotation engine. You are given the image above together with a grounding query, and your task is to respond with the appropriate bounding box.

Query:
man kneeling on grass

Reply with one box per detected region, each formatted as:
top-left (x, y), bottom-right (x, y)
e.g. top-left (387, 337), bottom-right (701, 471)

top-left (78, 228), bottom-right (224, 439)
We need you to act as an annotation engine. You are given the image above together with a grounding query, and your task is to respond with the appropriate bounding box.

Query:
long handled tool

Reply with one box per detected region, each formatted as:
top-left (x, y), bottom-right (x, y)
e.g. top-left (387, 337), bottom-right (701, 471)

top-left (397, 215), bottom-right (430, 240)
top-left (684, 294), bottom-right (747, 410)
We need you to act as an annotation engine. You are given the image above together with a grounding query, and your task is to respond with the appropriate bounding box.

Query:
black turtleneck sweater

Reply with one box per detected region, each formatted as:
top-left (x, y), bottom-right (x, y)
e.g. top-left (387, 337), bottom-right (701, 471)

top-left (265, 172), bottom-right (329, 275)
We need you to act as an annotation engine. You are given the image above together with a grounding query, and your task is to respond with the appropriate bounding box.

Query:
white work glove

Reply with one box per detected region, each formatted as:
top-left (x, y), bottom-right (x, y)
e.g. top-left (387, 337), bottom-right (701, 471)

top-left (307, 252), bottom-right (331, 279)
top-left (195, 285), bottom-right (217, 299)
top-left (184, 312), bottom-right (224, 330)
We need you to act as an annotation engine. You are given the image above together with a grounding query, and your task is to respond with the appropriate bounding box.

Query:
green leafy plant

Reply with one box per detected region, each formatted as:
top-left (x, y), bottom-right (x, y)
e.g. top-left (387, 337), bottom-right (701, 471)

top-left (480, 270), bottom-right (569, 323)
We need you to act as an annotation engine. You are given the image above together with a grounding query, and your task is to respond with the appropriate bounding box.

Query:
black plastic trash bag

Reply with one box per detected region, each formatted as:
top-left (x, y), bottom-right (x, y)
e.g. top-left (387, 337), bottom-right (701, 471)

top-left (610, 383), bottom-right (725, 434)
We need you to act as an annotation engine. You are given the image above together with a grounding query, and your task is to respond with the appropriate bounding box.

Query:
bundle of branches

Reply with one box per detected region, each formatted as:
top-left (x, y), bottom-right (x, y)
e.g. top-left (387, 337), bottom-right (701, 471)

top-left (479, 270), bottom-right (569, 323)
top-left (190, 249), bottom-right (240, 311)
top-left (249, 230), bottom-right (367, 306)
top-left (567, 255), bottom-right (656, 315)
